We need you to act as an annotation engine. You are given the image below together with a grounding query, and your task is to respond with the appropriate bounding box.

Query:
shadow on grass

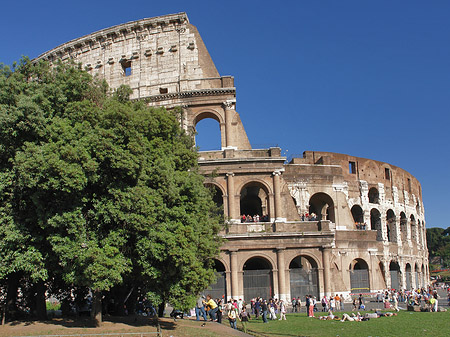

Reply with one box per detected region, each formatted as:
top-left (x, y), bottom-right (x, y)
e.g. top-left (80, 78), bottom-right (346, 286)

top-left (4, 315), bottom-right (172, 329)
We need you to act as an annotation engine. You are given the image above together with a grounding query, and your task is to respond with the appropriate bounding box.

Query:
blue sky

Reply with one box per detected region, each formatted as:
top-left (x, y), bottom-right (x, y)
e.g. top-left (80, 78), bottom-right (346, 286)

top-left (1, 1), bottom-right (449, 229)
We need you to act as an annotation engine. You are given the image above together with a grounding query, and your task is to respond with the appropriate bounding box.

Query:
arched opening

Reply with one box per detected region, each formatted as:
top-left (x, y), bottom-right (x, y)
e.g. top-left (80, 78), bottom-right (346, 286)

top-left (405, 263), bottom-right (412, 290)
top-left (400, 212), bottom-right (408, 243)
top-left (349, 259), bottom-right (370, 293)
top-left (194, 113), bottom-right (222, 151)
top-left (240, 182), bottom-right (270, 222)
top-left (243, 257), bottom-right (273, 301)
top-left (351, 205), bottom-right (364, 227)
top-left (289, 256), bottom-right (319, 300)
top-left (389, 261), bottom-right (401, 290)
top-left (386, 209), bottom-right (396, 243)
top-left (368, 187), bottom-right (380, 204)
top-left (370, 208), bottom-right (382, 241)
top-left (410, 215), bottom-right (417, 243)
top-left (308, 193), bottom-right (335, 223)
top-left (204, 260), bottom-right (227, 300)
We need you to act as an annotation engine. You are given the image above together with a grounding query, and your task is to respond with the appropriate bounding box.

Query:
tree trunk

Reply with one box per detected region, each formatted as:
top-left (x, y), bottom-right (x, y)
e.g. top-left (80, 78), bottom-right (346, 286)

top-left (4, 273), bottom-right (20, 323)
top-left (91, 290), bottom-right (102, 326)
top-left (157, 302), bottom-right (165, 318)
top-left (35, 281), bottom-right (47, 321)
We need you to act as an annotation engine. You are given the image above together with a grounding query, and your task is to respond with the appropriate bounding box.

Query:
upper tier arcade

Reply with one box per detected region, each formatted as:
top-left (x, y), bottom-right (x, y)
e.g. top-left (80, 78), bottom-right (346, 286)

top-left (35, 12), bottom-right (251, 151)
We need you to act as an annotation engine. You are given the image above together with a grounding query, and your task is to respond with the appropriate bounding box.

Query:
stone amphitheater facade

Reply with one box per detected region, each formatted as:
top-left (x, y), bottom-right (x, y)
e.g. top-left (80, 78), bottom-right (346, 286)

top-left (37, 12), bottom-right (429, 301)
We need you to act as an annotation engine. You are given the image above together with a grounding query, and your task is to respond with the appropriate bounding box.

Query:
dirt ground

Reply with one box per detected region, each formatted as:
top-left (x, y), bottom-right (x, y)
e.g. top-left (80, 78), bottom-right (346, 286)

top-left (0, 316), bottom-right (250, 337)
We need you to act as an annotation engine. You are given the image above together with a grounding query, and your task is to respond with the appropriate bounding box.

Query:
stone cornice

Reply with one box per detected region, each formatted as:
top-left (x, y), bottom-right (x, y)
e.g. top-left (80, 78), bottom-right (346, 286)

top-left (35, 12), bottom-right (188, 62)
top-left (143, 87), bottom-right (236, 103)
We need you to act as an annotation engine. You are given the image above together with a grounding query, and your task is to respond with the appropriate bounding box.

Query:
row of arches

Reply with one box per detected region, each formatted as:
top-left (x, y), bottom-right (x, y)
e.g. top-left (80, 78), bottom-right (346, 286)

top-left (385, 261), bottom-right (426, 291)
top-left (206, 256), bottom-right (321, 301)
top-left (368, 187), bottom-right (421, 214)
top-left (351, 205), bottom-right (425, 244)
top-left (206, 256), bottom-right (427, 301)
top-left (207, 182), bottom-right (336, 222)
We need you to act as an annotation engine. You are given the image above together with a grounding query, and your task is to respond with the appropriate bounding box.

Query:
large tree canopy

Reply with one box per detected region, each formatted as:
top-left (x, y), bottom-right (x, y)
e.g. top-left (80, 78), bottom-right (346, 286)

top-left (0, 59), bottom-right (221, 324)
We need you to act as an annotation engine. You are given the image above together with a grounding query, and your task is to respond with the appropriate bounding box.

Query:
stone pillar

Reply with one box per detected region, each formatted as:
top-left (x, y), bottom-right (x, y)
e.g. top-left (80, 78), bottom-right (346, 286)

top-left (223, 100), bottom-right (236, 149)
top-left (322, 246), bottom-right (332, 296)
top-left (272, 170), bottom-right (285, 221)
top-left (394, 218), bottom-right (401, 245)
top-left (229, 249), bottom-right (239, 299)
top-left (276, 248), bottom-right (287, 301)
top-left (383, 260), bottom-right (391, 289)
top-left (226, 173), bottom-right (237, 222)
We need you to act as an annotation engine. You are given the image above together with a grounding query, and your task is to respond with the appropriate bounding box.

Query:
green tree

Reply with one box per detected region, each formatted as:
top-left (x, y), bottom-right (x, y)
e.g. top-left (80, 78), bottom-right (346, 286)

top-left (0, 58), bottom-right (221, 325)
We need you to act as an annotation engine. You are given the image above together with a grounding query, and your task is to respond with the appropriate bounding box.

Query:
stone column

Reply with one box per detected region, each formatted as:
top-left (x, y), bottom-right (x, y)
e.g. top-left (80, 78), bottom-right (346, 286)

top-left (394, 218), bottom-right (401, 245)
top-left (272, 170), bottom-right (285, 221)
top-left (322, 246), bottom-right (332, 296)
top-left (223, 100), bottom-right (235, 149)
top-left (383, 259), bottom-right (391, 289)
top-left (277, 248), bottom-right (287, 301)
top-left (229, 249), bottom-right (239, 299)
top-left (226, 173), bottom-right (237, 222)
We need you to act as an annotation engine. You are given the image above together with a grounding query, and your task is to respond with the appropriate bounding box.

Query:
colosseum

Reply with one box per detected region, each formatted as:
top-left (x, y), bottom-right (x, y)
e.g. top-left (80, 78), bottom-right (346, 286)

top-left (36, 12), bottom-right (429, 302)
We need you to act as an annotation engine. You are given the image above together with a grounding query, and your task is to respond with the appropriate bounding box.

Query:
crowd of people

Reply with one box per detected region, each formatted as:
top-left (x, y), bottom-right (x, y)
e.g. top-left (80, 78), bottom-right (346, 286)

top-left (192, 285), bottom-right (447, 332)
top-left (240, 214), bottom-right (270, 223)
top-left (240, 212), bottom-right (320, 223)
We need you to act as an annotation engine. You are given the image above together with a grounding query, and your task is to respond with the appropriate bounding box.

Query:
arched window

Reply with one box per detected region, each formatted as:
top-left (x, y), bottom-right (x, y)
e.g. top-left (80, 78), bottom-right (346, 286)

top-left (349, 259), bottom-right (370, 293)
top-left (289, 256), bottom-right (319, 300)
top-left (204, 259), bottom-right (227, 299)
top-left (240, 182), bottom-right (270, 222)
top-left (405, 263), bottom-right (412, 291)
top-left (351, 205), bottom-right (364, 229)
top-left (370, 208), bottom-right (382, 241)
top-left (194, 112), bottom-right (222, 151)
top-left (308, 193), bottom-right (335, 222)
top-left (368, 187), bottom-right (380, 204)
top-left (389, 261), bottom-right (401, 290)
top-left (400, 212), bottom-right (408, 243)
top-left (410, 215), bottom-right (417, 243)
top-left (386, 209), bottom-right (396, 243)
top-left (243, 257), bottom-right (273, 301)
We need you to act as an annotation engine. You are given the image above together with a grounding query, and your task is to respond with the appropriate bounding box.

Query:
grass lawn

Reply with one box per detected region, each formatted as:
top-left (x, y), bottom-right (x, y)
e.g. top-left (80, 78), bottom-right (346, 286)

top-left (243, 311), bottom-right (450, 337)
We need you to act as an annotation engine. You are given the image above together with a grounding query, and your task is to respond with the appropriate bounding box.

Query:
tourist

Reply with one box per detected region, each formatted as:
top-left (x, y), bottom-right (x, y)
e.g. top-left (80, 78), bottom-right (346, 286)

top-left (335, 294), bottom-right (341, 311)
top-left (254, 298), bottom-right (261, 318)
top-left (261, 299), bottom-right (268, 323)
top-left (292, 297), bottom-right (298, 312)
top-left (321, 295), bottom-right (328, 312)
top-left (240, 307), bottom-right (250, 333)
top-left (269, 300), bottom-right (277, 320)
top-left (228, 307), bottom-right (239, 329)
top-left (340, 294), bottom-right (345, 311)
top-left (306, 295), bottom-right (311, 316)
top-left (279, 300), bottom-right (287, 320)
top-left (216, 298), bottom-right (223, 323)
top-left (392, 292), bottom-right (399, 312)
top-left (352, 297), bottom-right (357, 311)
top-left (204, 295), bottom-right (218, 321)
top-left (309, 296), bottom-right (316, 317)
top-left (195, 295), bottom-right (207, 321)
top-left (358, 294), bottom-right (364, 310)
